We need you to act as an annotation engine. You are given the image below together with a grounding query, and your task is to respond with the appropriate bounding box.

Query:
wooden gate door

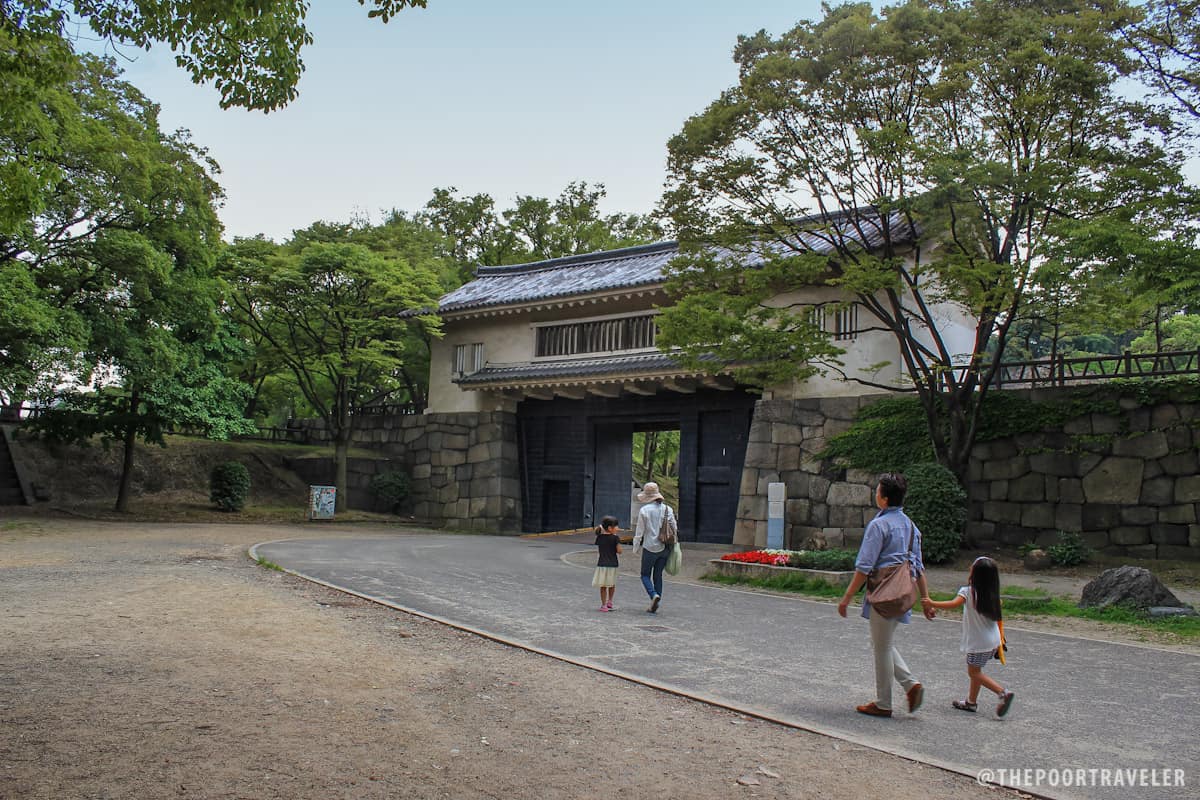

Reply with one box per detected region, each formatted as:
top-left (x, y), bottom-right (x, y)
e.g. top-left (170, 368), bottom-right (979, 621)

top-left (692, 409), bottom-right (750, 543)
top-left (590, 422), bottom-right (634, 531)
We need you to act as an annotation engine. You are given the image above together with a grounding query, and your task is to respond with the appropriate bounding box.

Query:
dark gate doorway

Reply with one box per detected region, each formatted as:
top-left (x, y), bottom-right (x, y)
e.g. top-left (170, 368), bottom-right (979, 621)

top-left (518, 389), bottom-right (755, 542)
top-left (591, 422), bottom-right (633, 530)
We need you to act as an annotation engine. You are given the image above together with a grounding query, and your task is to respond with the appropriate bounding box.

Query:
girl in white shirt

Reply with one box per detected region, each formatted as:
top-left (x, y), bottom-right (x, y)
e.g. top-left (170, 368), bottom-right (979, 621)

top-left (925, 557), bottom-right (1014, 717)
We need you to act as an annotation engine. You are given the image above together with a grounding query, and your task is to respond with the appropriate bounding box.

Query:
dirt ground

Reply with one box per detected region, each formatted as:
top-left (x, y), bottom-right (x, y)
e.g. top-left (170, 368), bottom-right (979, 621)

top-left (0, 515), bottom-right (1028, 800)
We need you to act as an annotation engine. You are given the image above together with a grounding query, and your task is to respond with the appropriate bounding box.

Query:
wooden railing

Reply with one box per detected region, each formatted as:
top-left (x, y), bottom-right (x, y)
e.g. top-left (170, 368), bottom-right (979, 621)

top-left (945, 349), bottom-right (1200, 389)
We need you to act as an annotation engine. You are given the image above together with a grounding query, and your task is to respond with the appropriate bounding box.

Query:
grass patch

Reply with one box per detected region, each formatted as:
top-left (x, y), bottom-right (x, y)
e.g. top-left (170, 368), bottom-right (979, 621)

top-left (997, 585), bottom-right (1051, 598)
top-left (255, 556), bottom-right (285, 572)
top-left (704, 573), bottom-right (1200, 639)
top-left (703, 571), bottom-right (847, 599)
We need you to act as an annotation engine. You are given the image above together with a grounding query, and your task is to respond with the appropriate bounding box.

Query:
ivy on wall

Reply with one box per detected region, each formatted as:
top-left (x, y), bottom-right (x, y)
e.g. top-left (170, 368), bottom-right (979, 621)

top-left (820, 378), bottom-right (1200, 473)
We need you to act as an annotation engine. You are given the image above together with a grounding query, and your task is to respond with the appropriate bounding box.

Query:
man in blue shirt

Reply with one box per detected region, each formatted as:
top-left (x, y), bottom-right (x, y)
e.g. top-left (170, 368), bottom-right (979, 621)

top-left (837, 472), bottom-right (935, 718)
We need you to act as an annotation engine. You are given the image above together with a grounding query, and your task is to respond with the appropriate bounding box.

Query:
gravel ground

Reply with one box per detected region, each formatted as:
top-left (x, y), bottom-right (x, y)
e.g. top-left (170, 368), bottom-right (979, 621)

top-left (0, 516), bottom-right (1023, 800)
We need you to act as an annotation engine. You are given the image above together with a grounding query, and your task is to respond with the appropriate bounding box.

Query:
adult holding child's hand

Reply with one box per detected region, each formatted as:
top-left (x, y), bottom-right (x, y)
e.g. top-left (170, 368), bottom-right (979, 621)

top-left (836, 472), bottom-right (933, 719)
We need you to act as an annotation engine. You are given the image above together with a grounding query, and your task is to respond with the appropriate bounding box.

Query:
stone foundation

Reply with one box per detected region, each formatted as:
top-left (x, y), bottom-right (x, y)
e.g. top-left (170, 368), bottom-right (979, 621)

top-left (738, 390), bottom-right (1200, 561)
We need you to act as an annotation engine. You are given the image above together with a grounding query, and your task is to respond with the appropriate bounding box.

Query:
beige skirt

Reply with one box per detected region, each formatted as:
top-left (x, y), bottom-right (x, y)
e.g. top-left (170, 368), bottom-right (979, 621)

top-left (592, 566), bottom-right (618, 587)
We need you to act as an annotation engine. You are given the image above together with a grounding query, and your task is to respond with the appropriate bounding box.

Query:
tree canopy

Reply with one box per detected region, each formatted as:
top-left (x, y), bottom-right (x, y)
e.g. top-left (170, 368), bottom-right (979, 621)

top-left (421, 181), bottom-right (663, 281)
top-left (659, 0), bottom-right (1189, 480)
top-left (2, 1), bottom-right (428, 111)
top-left (219, 227), bottom-right (443, 509)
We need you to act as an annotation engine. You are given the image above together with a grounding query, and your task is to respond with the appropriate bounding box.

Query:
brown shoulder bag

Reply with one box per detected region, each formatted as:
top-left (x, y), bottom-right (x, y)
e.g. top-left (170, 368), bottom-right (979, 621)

top-left (864, 524), bottom-right (917, 619)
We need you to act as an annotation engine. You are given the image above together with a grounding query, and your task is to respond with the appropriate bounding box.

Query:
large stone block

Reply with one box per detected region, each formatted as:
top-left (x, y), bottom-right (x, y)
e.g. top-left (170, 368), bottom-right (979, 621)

top-left (1080, 530), bottom-right (1110, 550)
top-left (964, 520), bottom-right (995, 546)
top-left (843, 527), bottom-right (865, 549)
top-left (1133, 477), bottom-right (1171, 507)
top-left (744, 441), bottom-right (778, 469)
top-left (1112, 431), bottom-right (1169, 460)
top-left (1109, 527), bottom-right (1149, 546)
top-left (772, 423), bottom-right (804, 445)
top-left (983, 501), bottom-right (1022, 525)
top-left (1177, 475), bottom-right (1200, 503)
top-left (777, 444), bottom-right (802, 472)
top-left (1120, 506), bottom-right (1157, 525)
top-left (1159, 504), bottom-right (1197, 525)
top-left (1150, 523), bottom-right (1190, 545)
top-left (830, 505), bottom-right (865, 527)
top-left (411, 463), bottom-right (432, 480)
top-left (1027, 451), bottom-right (1078, 476)
top-left (1020, 503), bottom-right (1056, 529)
top-left (785, 498), bottom-right (812, 525)
top-left (1081, 503), bottom-right (1121, 531)
top-left (1009, 474), bottom-right (1045, 502)
top-left (982, 457), bottom-right (1027, 481)
top-left (827, 481), bottom-right (872, 507)
top-left (1081, 457), bottom-right (1143, 504)
top-left (1158, 544), bottom-right (1200, 561)
top-left (988, 480), bottom-right (1009, 501)
top-left (995, 524), bottom-right (1030, 546)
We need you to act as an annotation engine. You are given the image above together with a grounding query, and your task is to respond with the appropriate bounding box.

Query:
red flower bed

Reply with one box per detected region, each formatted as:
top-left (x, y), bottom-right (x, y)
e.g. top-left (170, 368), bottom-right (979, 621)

top-left (720, 550), bottom-right (790, 566)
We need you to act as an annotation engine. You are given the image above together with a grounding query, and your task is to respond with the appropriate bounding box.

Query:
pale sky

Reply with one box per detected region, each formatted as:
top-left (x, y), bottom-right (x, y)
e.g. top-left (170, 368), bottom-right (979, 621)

top-left (101, 1), bottom-right (827, 242)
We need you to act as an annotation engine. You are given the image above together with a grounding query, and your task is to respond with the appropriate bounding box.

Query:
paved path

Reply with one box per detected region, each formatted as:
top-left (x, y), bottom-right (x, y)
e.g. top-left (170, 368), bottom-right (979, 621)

top-left (253, 533), bottom-right (1199, 800)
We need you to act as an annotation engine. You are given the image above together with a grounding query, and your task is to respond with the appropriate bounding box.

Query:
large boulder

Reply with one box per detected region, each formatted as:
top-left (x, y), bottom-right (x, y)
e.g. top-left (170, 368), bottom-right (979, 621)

top-left (1078, 566), bottom-right (1186, 610)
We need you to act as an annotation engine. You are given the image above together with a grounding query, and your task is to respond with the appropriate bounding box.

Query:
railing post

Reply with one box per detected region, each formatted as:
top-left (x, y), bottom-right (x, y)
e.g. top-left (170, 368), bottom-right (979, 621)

top-left (1124, 349), bottom-right (1132, 377)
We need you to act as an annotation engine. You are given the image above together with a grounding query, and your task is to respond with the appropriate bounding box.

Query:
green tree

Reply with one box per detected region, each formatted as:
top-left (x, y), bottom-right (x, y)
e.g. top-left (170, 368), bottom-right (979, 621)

top-left (1124, 0), bottom-right (1200, 117)
top-left (220, 236), bottom-right (441, 510)
top-left (2, 1), bottom-right (427, 111)
top-left (1, 54), bottom-right (223, 413)
top-left (421, 182), bottom-right (662, 281)
top-left (659, 0), bottom-right (1183, 482)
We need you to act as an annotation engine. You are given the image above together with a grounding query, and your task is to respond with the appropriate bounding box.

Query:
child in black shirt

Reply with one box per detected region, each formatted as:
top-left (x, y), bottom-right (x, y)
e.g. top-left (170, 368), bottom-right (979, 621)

top-left (592, 515), bottom-right (622, 611)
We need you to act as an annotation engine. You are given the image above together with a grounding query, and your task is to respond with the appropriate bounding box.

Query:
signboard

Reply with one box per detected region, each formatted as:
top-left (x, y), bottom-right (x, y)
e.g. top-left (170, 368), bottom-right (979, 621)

top-left (308, 485), bottom-right (336, 520)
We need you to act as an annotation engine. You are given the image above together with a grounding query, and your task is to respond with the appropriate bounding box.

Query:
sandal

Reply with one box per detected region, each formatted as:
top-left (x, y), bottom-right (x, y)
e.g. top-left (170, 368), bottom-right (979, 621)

top-left (996, 691), bottom-right (1014, 718)
top-left (952, 699), bottom-right (978, 712)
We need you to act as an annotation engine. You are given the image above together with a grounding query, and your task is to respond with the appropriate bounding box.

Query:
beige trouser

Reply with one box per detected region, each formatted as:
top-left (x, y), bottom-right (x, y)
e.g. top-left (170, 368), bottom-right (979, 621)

top-left (868, 610), bottom-right (918, 711)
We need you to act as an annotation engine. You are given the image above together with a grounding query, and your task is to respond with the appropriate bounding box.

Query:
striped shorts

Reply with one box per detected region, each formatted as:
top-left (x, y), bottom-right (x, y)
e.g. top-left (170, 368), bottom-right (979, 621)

top-left (966, 650), bottom-right (992, 667)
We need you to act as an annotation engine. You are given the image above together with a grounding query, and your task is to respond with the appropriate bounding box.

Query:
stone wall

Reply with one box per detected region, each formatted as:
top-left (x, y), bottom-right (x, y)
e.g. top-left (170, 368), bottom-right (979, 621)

top-left (738, 390), bottom-right (1200, 561)
top-left (296, 411), bottom-right (521, 533)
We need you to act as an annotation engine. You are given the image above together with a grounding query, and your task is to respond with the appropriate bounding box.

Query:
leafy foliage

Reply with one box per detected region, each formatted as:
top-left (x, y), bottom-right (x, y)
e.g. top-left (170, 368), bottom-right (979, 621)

top-left (420, 181), bottom-right (662, 282)
top-left (819, 397), bottom-right (934, 472)
top-left (658, 0), bottom-right (1188, 483)
top-left (1047, 531), bottom-right (1091, 567)
top-left (210, 461), bottom-right (251, 512)
top-left (903, 462), bottom-right (966, 565)
top-left (370, 469), bottom-right (410, 514)
top-left (219, 230), bottom-right (442, 510)
top-left (3, 1), bottom-right (428, 111)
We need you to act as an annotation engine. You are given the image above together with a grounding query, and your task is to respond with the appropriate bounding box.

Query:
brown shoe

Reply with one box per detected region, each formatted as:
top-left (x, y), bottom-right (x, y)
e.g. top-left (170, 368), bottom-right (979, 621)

top-left (906, 682), bottom-right (924, 713)
top-left (856, 702), bottom-right (892, 718)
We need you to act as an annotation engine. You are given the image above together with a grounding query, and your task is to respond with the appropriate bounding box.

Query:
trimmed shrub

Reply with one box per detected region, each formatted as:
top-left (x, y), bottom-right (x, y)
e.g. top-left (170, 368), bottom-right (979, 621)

top-left (210, 461), bottom-right (251, 512)
top-left (370, 469), bottom-right (410, 514)
top-left (904, 462), bottom-right (967, 565)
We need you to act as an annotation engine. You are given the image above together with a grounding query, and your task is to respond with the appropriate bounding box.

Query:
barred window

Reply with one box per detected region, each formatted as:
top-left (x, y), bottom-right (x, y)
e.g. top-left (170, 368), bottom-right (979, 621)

top-left (535, 314), bottom-right (657, 358)
top-left (832, 303), bottom-right (859, 341)
top-left (453, 342), bottom-right (485, 374)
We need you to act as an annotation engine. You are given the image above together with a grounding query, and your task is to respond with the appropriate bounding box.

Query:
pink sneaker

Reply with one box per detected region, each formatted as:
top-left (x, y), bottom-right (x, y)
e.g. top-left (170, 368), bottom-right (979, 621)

top-left (605, 602), bottom-right (614, 611)
top-left (599, 604), bottom-right (610, 612)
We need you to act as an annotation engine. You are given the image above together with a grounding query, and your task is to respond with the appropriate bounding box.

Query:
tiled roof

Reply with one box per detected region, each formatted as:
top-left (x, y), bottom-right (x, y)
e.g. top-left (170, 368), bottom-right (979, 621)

top-left (436, 208), bottom-right (918, 315)
top-left (455, 351), bottom-right (724, 387)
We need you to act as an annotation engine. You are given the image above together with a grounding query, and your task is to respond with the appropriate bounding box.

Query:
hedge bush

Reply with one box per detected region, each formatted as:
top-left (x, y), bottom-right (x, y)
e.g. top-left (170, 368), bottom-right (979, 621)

top-left (370, 469), bottom-right (410, 514)
top-left (903, 461), bottom-right (966, 565)
top-left (210, 461), bottom-right (251, 512)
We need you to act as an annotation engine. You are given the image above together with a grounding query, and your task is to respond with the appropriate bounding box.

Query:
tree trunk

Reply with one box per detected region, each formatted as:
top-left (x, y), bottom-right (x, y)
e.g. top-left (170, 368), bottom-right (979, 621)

top-left (333, 386), bottom-right (352, 512)
top-left (114, 390), bottom-right (139, 513)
